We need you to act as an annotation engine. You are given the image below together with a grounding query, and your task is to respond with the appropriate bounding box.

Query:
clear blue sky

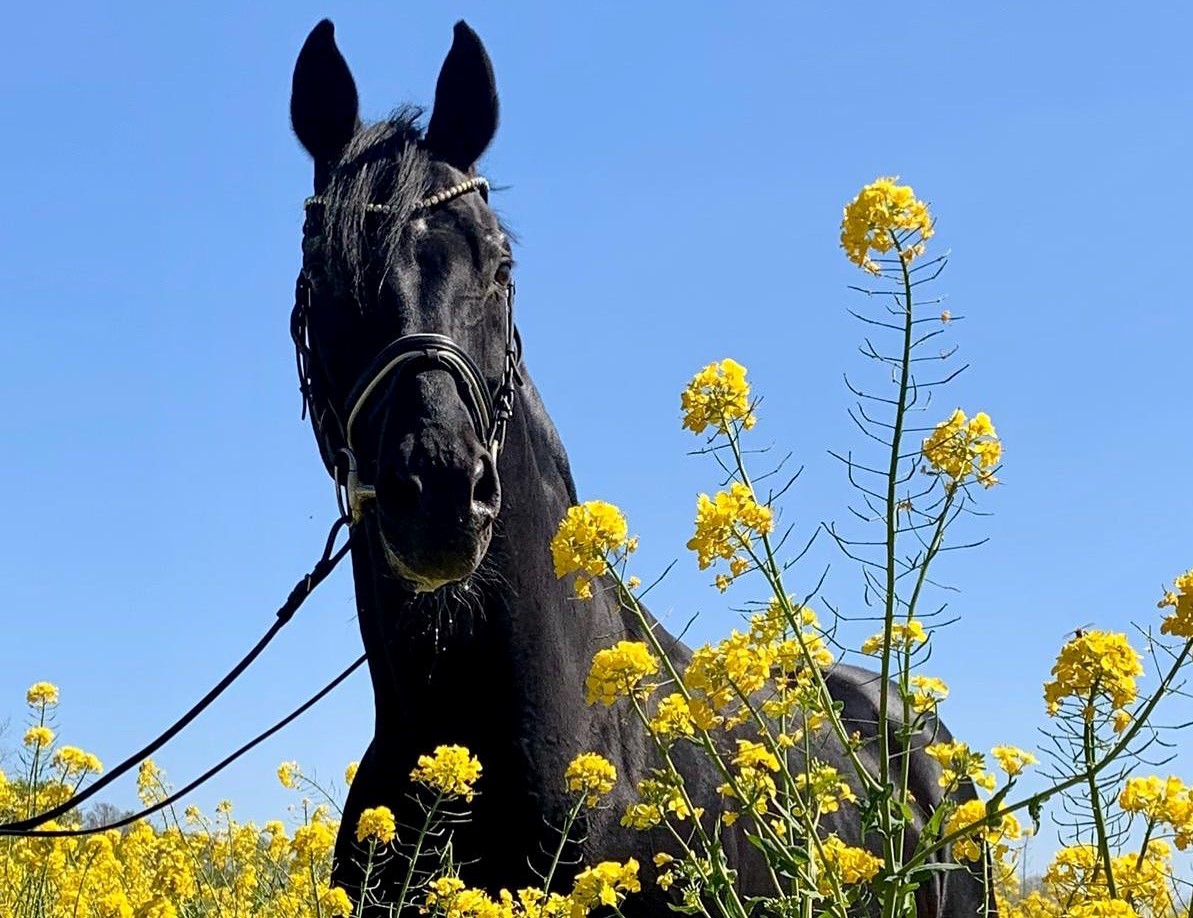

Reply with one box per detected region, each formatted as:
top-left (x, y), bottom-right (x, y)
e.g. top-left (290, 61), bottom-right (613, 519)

top-left (1, 1), bottom-right (1190, 866)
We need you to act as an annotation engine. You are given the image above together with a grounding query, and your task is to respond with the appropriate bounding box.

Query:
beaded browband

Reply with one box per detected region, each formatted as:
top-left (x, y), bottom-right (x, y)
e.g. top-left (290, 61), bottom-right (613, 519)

top-left (303, 176), bottom-right (490, 215)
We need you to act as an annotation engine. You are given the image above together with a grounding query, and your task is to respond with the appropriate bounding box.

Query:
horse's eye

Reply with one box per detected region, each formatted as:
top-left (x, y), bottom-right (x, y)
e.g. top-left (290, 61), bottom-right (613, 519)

top-left (494, 262), bottom-right (513, 286)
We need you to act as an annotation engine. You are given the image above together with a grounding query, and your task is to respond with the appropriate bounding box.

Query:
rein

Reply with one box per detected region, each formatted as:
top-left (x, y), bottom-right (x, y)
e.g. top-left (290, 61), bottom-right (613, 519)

top-left (0, 174), bottom-right (514, 838)
top-left (0, 516), bottom-right (352, 837)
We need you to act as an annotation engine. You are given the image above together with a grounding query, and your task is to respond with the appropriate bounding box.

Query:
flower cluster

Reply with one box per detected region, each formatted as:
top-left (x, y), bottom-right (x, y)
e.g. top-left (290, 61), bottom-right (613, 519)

top-left (410, 745), bottom-right (484, 801)
top-left (719, 740), bottom-right (782, 823)
top-left (549, 501), bottom-right (635, 600)
top-left (925, 741), bottom-right (997, 793)
top-left (1158, 566), bottom-right (1193, 639)
top-left (921, 409), bottom-right (1002, 489)
top-left (943, 799), bottom-right (1023, 863)
top-left (648, 693), bottom-right (696, 744)
top-left (906, 675), bottom-right (949, 714)
top-left (564, 753), bottom-right (617, 808)
top-left (990, 746), bottom-right (1037, 778)
top-left (569, 859), bottom-right (642, 913)
top-left (52, 745), bottom-right (103, 776)
top-left (680, 358), bottom-right (757, 436)
top-left (815, 835), bottom-right (883, 894)
top-left (585, 641), bottom-right (659, 706)
top-left (1118, 774), bottom-right (1193, 849)
top-left (860, 619), bottom-right (928, 656)
top-left (839, 176), bottom-right (934, 274)
top-left (277, 760), bottom-right (300, 790)
top-left (621, 775), bottom-right (700, 830)
top-left (687, 482), bottom-right (774, 589)
top-left (1043, 630), bottom-right (1143, 721)
top-left (355, 806), bottom-right (396, 844)
top-left (26, 681), bottom-right (60, 707)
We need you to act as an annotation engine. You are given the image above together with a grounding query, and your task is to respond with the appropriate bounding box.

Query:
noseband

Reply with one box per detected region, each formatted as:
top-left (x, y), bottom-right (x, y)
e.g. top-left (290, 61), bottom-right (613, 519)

top-left (291, 175), bottom-right (522, 522)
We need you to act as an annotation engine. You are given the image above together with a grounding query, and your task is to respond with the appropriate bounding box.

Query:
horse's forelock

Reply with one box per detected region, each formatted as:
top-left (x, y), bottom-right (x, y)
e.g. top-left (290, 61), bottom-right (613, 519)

top-left (318, 107), bottom-right (432, 301)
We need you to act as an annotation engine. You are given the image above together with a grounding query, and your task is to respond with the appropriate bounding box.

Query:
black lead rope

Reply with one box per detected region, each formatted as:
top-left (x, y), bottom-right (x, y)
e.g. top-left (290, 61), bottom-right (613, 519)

top-left (2, 653), bottom-right (368, 838)
top-left (0, 515), bottom-right (353, 836)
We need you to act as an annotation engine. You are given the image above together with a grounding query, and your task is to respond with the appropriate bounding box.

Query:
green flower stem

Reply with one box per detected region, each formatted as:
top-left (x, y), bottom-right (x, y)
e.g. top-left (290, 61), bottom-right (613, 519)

top-left (352, 841), bottom-right (375, 918)
top-left (1084, 716), bottom-right (1117, 898)
top-left (314, 854), bottom-right (330, 918)
top-left (874, 237), bottom-right (919, 918)
top-left (541, 796), bottom-right (585, 895)
top-left (1133, 817), bottom-right (1155, 873)
top-left (897, 491), bottom-right (956, 810)
top-left (395, 791), bottom-right (445, 913)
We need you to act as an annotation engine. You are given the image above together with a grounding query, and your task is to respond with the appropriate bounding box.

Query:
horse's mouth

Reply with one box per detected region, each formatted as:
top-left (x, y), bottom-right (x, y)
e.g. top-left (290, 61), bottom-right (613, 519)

top-left (376, 514), bottom-right (493, 593)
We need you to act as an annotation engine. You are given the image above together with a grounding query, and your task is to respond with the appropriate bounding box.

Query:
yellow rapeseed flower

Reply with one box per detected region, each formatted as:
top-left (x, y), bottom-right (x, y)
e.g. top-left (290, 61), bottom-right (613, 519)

top-left (410, 745), bottom-right (483, 801)
top-left (26, 681), bottom-right (59, 707)
top-left (816, 835), bottom-right (882, 893)
top-left (320, 886), bottom-right (354, 916)
top-left (622, 777), bottom-right (700, 830)
top-left (569, 859), bottom-right (641, 914)
top-left (686, 482), bottom-right (773, 586)
top-left (794, 761), bottom-right (857, 817)
top-left (943, 799), bottom-right (1022, 863)
top-left (277, 761), bottom-right (300, 790)
top-left (585, 641), bottom-right (659, 706)
top-left (907, 675), bottom-right (949, 713)
top-left (565, 753), bottom-right (617, 808)
top-left (51, 746), bottom-right (103, 776)
top-left (354, 806), bottom-right (396, 845)
top-left (1158, 567), bottom-right (1193, 639)
top-left (680, 358), bottom-right (756, 436)
top-left (344, 761), bottom-right (359, 786)
top-left (922, 409), bottom-right (1002, 489)
top-left (1044, 630), bottom-right (1143, 718)
top-left (926, 741), bottom-right (997, 793)
top-left (23, 726), bottom-right (54, 748)
top-left (550, 501), bottom-right (633, 600)
top-left (861, 620), bottom-right (929, 656)
top-left (840, 176), bottom-right (934, 274)
top-left (292, 817), bottom-right (336, 861)
top-left (1118, 775), bottom-right (1192, 830)
top-left (648, 693), bottom-right (696, 744)
top-left (991, 746), bottom-right (1037, 777)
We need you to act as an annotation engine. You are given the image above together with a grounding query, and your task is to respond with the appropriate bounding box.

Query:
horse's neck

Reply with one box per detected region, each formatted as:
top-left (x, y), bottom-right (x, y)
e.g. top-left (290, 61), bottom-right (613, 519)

top-left (348, 378), bottom-right (626, 767)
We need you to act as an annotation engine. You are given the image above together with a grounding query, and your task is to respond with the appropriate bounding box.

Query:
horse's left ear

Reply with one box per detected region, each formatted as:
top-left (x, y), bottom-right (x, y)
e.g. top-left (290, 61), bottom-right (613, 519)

top-left (424, 21), bottom-right (499, 171)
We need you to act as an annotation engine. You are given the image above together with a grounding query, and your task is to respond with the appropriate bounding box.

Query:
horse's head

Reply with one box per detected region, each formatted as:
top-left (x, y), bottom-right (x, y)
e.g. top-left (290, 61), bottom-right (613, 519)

top-left (290, 20), bottom-right (517, 593)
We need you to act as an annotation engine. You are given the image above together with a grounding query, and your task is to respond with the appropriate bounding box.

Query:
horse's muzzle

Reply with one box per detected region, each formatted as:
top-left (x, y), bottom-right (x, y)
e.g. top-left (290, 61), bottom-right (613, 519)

top-left (373, 451), bottom-right (500, 590)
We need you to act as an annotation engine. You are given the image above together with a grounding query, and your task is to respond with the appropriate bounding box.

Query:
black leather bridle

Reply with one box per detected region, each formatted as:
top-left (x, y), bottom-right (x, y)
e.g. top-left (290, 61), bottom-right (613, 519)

top-left (291, 176), bottom-right (523, 522)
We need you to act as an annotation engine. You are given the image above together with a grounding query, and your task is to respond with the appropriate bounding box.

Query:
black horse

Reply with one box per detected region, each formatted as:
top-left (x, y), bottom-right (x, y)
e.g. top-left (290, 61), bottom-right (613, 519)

top-left (288, 19), bottom-right (992, 917)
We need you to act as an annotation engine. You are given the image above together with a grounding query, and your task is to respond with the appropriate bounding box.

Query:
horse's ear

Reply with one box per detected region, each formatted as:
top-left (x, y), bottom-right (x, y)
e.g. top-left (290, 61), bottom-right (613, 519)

top-left (291, 20), bottom-right (360, 167)
top-left (424, 21), bottom-right (499, 171)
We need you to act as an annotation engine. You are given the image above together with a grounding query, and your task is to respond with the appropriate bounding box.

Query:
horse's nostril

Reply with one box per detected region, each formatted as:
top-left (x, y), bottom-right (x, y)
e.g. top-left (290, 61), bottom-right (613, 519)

top-left (381, 470), bottom-right (423, 519)
top-left (472, 453), bottom-right (500, 511)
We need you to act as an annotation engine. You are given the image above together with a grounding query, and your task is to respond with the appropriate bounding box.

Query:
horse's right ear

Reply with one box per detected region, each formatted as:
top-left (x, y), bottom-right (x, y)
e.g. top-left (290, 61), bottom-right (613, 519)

top-left (291, 20), bottom-right (360, 167)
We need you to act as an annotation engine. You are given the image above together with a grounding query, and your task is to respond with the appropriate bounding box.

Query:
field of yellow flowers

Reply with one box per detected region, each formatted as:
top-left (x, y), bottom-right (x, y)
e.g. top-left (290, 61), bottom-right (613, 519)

top-left (3, 178), bottom-right (1192, 918)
